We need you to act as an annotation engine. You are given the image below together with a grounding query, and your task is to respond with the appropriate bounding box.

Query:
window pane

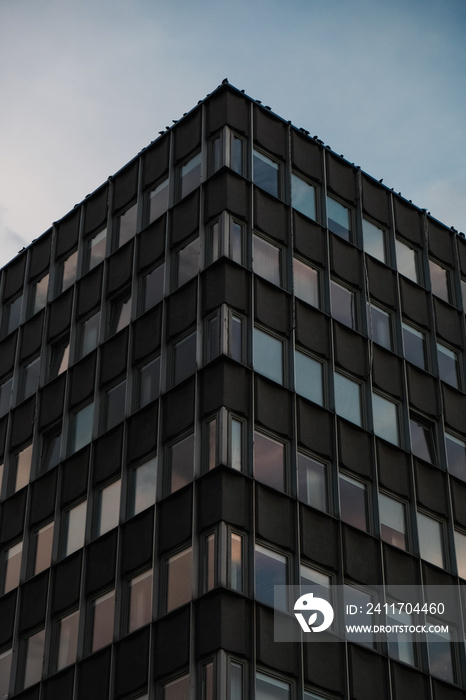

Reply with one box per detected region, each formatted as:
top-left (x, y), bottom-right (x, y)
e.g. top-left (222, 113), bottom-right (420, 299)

top-left (334, 373), bottom-right (361, 426)
top-left (253, 327), bottom-right (283, 385)
top-left (379, 493), bottom-right (406, 549)
top-left (142, 263), bottom-right (164, 311)
top-left (49, 340), bottom-right (69, 379)
top-left (230, 661), bottom-right (243, 700)
top-left (291, 173), bottom-right (316, 220)
top-left (109, 296), bottom-right (131, 335)
top-left (402, 322), bottom-right (426, 369)
top-left (202, 661), bottom-right (214, 700)
top-left (253, 234), bottom-right (281, 286)
top-left (429, 259), bottom-right (450, 302)
top-left (454, 530), bottom-right (466, 579)
top-left (327, 196), bottom-right (351, 240)
top-left (169, 433), bottom-right (194, 493)
top-left (386, 607), bottom-right (415, 665)
top-left (293, 258), bottom-right (319, 307)
top-left (230, 533), bottom-right (243, 592)
top-left (173, 332), bottom-right (196, 385)
top-left (5, 295), bottom-right (22, 335)
top-left (128, 569), bottom-right (153, 632)
top-left (166, 547), bottom-right (192, 612)
top-left (230, 418), bottom-right (243, 471)
top-left (427, 625), bottom-right (454, 683)
top-left (57, 610), bottom-right (79, 670)
top-left (180, 152), bottom-right (201, 198)
top-left (255, 544), bottom-right (287, 608)
top-left (0, 649), bottom-right (12, 700)
top-left (295, 350), bottom-right (323, 405)
top-left (362, 219), bottom-right (386, 262)
top-left (137, 356), bottom-right (160, 409)
top-left (256, 672), bottom-right (290, 699)
top-left (297, 453), bottom-right (327, 512)
top-left (163, 674), bottom-right (190, 700)
top-left (148, 179), bottom-right (169, 223)
top-left (367, 303), bottom-right (392, 350)
top-left (410, 416), bottom-right (436, 463)
top-left (86, 228), bottom-right (107, 271)
top-left (177, 237), bottom-right (200, 287)
top-left (204, 533), bottom-right (216, 592)
top-left (344, 586), bottom-right (374, 646)
top-left (206, 314), bottom-right (220, 363)
top-left (253, 149), bottom-right (279, 197)
top-left (117, 202), bottom-right (138, 248)
top-left (231, 135), bottom-right (244, 175)
top-left (437, 342), bottom-right (459, 388)
top-left (103, 380), bottom-right (126, 431)
top-left (339, 473), bottom-right (367, 531)
top-left (230, 220), bottom-right (243, 264)
top-left (61, 250), bottom-right (78, 293)
top-left (33, 521), bottom-right (54, 575)
top-left (372, 393), bottom-right (399, 445)
top-left (80, 311), bottom-right (100, 357)
top-left (69, 402), bottom-right (94, 454)
top-left (14, 443), bottom-right (33, 492)
top-left (22, 356), bottom-right (40, 400)
top-left (331, 280), bottom-right (356, 329)
top-left (31, 273), bottom-right (49, 315)
top-left (95, 480), bottom-right (121, 537)
top-left (63, 501), bottom-right (86, 556)
top-left (229, 315), bottom-right (243, 362)
top-left (417, 512), bottom-right (444, 568)
top-left (23, 628), bottom-right (45, 688)
top-left (91, 590), bottom-right (115, 651)
top-left (445, 433), bottom-right (466, 480)
top-left (129, 456), bottom-right (157, 517)
top-left (396, 239), bottom-right (418, 283)
top-left (3, 541), bottom-right (22, 594)
top-left (254, 431), bottom-right (285, 491)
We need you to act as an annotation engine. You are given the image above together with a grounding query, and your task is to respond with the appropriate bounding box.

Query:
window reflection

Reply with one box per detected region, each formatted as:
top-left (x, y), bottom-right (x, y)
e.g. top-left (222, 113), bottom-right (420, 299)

top-left (95, 479), bottom-right (121, 537)
top-left (417, 511), bottom-right (444, 568)
top-left (378, 492), bottom-right (406, 549)
top-left (409, 415), bottom-right (436, 463)
top-left (362, 219), bottom-right (386, 263)
top-left (330, 279), bottom-right (356, 329)
top-left (142, 263), bottom-right (164, 312)
top-left (22, 628), bottom-right (45, 689)
top-left (56, 610), bottom-right (79, 670)
top-left (254, 431), bottom-right (285, 491)
top-left (255, 544), bottom-right (287, 609)
top-left (395, 239), bottom-right (418, 283)
top-left (253, 234), bottom-right (281, 286)
top-left (148, 178), bottom-right (169, 224)
top-left (339, 473), bottom-right (368, 531)
top-left (117, 202), bottom-right (138, 248)
top-left (437, 342), bottom-right (459, 388)
top-left (128, 456), bottom-right (157, 517)
top-left (173, 331), bottom-right (196, 385)
top-left (445, 432), bottom-right (466, 480)
top-left (334, 372), bottom-right (361, 426)
top-left (295, 350), bottom-right (323, 405)
top-left (372, 392), bottom-right (399, 445)
top-left (180, 152), bottom-right (201, 199)
top-left (3, 541), bottom-right (23, 594)
top-left (85, 228), bottom-right (107, 271)
top-left (128, 569), bottom-right (153, 632)
top-left (166, 547), bottom-right (192, 612)
top-left (169, 433), bottom-right (194, 493)
top-left (91, 590), bottom-right (115, 651)
top-left (253, 327), bottom-right (284, 385)
top-left (429, 259), bottom-right (450, 303)
top-left (291, 173), bottom-right (316, 220)
top-left (293, 258), bottom-right (319, 307)
top-left (297, 453), bottom-right (327, 512)
top-left (253, 149), bottom-right (280, 197)
top-left (402, 322), bottom-right (426, 369)
top-left (367, 302), bottom-right (392, 350)
top-left (327, 196), bottom-right (351, 241)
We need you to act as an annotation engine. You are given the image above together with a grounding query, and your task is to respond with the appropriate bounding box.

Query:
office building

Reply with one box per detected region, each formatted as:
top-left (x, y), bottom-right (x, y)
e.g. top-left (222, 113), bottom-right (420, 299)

top-left (1, 80), bottom-right (466, 699)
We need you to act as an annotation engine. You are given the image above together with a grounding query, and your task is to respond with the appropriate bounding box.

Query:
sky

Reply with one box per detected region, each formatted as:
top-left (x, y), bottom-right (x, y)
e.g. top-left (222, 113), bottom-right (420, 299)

top-left (0, 0), bottom-right (465, 269)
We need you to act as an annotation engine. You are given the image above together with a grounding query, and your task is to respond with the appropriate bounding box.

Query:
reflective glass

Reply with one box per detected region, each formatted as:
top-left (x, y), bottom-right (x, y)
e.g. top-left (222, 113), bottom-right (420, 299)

top-left (367, 303), bottom-right (392, 350)
top-left (230, 220), bottom-right (243, 263)
top-left (402, 322), bottom-right (426, 369)
top-left (63, 501), bottom-right (87, 557)
top-left (427, 625), bottom-right (454, 683)
top-left (255, 544), bottom-right (287, 608)
top-left (33, 521), bottom-right (54, 575)
top-left (253, 327), bottom-right (283, 385)
top-left (80, 312), bottom-right (100, 357)
top-left (254, 431), bottom-right (285, 491)
top-left (230, 661), bottom-right (243, 700)
top-left (230, 533), bottom-right (243, 592)
top-left (91, 590), bottom-right (115, 651)
top-left (95, 479), bottom-right (121, 537)
top-left (14, 443), bottom-right (33, 492)
top-left (437, 342), bottom-right (459, 388)
top-left (291, 173), bottom-right (316, 220)
top-left (334, 373), bottom-right (361, 426)
top-left (129, 456), bottom-right (157, 517)
top-left (331, 280), bottom-right (356, 329)
top-left (109, 296), bottom-right (131, 335)
top-left (372, 392), bottom-right (399, 445)
top-left (231, 134), bottom-right (244, 175)
top-left (339, 473), bottom-right (368, 531)
top-left (118, 202), bottom-right (138, 248)
top-left (22, 356), bottom-right (40, 400)
top-left (253, 149), bottom-right (279, 197)
top-left (295, 350), bottom-right (323, 405)
top-left (163, 674), bottom-right (190, 699)
top-left (0, 648), bottom-right (12, 700)
top-left (253, 234), bottom-right (281, 286)
top-left (61, 250), bottom-right (78, 293)
top-left (293, 258), bottom-right (319, 307)
top-left (256, 672), bottom-right (290, 699)
top-left (202, 662), bottom-right (214, 700)
top-left (169, 433), bottom-right (194, 493)
top-left (417, 512), bottom-right (444, 568)
top-left (327, 196), bottom-right (351, 240)
top-left (204, 533), bottom-right (216, 591)
top-left (229, 315), bottom-right (243, 362)
top-left (49, 340), bottom-right (69, 379)
top-left (454, 530), bottom-right (466, 579)
top-left (128, 569), bottom-right (153, 632)
top-left (137, 357), bottom-right (160, 409)
top-left (103, 380), bottom-right (126, 431)
top-left (56, 610), bottom-right (79, 670)
top-left (3, 541), bottom-right (22, 594)
top-left (379, 493), bottom-right (406, 549)
top-left (297, 453), bottom-right (327, 512)
top-left (180, 152), bottom-right (201, 199)
top-left (5, 294), bottom-right (22, 335)
top-left (86, 228), bottom-right (107, 271)
top-left (69, 402), bottom-right (94, 454)
top-left (445, 432), bottom-right (466, 480)
top-left (410, 416), bottom-right (436, 463)
top-left (23, 629), bottom-right (45, 688)
top-left (395, 239), bottom-right (418, 282)
top-left (148, 178), bottom-right (169, 223)
top-left (206, 314), bottom-right (220, 363)
top-left (230, 418), bottom-right (243, 471)
top-left (362, 219), bottom-right (386, 262)
top-left (142, 263), bottom-right (164, 311)
top-left (386, 607), bottom-right (415, 665)
top-left (177, 237), bottom-right (200, 287)
top-left (31, 273), bottom-right (49, 315)
top-left (166, 547), bottom-right (192, 611)
top-left (344, 586), bottom-right (374, 646)
top-left (429, 259), bottom-right (450, 302)
top-left (173, 331), bottom-right (196, 385)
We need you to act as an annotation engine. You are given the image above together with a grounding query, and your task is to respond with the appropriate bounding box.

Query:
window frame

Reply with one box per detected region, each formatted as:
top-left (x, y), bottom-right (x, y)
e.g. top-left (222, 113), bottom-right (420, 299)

top-left (252, 232), bottom-right (284, 288)
top-left (395, 237), bottom-right (420, 284)
top-left (115, 200), bottom-right (138, 250)
top-left (164, 544), bottom-right (193, 613)
top-left (297, 450), bottom-right (329, 513)
top-left (402, 320), bottom-right (428, 370)
top-left (146, 176), bottom-right (169, 225)
top-left (177, 151), bottom-right (202, 201)
top-left (252, 147), bottom-right (282, 198)
top-left (93, 477), bottom-right (122, 539)
top-left (171, 329), bottom-right (197, 386)
top-left (429, 257), bottom-right (452, 304)
top-left (253, 428), bottom-right (287, 493)
top-left (291, 171), bottom-right (317, 221)
top-left (292, 256), bottom-right (320, 308)
top-left (165, 431), bottom-right (195, 496)
top-left (330, 278), bottom-right (358, 330)
top-left (84, 226), bottom-right (107, 273)
top-left (378, 490), bottom-right (408, 551)
top-left (107, 288), bottom-right (132, 337)
top-left (127, 453), bottom-right (157, 518)
top-left (326, 194), bottom-right (352, 241)
top-left (140, 261), bottom-right (165, 314)
top-left (253, 325), bottom-right (286, 386)
top-left (339, 471), bottom-right (370, 532)
top-left (367, 301), bottom-right (393, 351)
top-left (334, 371), bottom-right (363, 427)
top-left (417, 510), bottom-right (446, 569)
top-left (254, 542), bottom-right (289, 610)
top-left (371, 391), bottom-right (400, 446)
top-left (362, 217), bottom-right (387, 263)
top-left (436, 339), bottom-right (460, 389)
top-left (294, 346), bottom-right (324, 406)
top-left (88, 588), bottom-right (116, 653)
top-left (68, 400), bottom-right (95, 455)
top-left (409, 412), bottom-right (437, 464)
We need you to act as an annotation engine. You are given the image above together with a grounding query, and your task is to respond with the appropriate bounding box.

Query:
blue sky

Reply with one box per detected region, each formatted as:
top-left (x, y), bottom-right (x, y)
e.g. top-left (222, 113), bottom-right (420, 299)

top-left (1, 0), bottom-right (465, 268)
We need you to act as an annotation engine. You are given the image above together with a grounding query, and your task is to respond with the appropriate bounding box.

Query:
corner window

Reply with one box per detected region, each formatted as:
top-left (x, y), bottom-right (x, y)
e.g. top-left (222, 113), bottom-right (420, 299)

top-left (176, 237), bottom-right (200, 288)
top-left (378, 492), bottom-right (407, 550)
top-left (68, 401), bottom-right (94, 455)
top-left (334, 372), bottom-right (362, 426)
top-left (202, 532), bottom-right (217, 593)
top-left (253, 326), bottom-right (284, 385)
top-left (206, 214), bottom-right (244, 266)
top-left (61, 500), bottom-right (87, 557)
top-left (57, 249), bottom-right (78, 296)
top-left (78, 310), bottom-right (101, 358)
top-left (172, 331), bottom-right (197, 385)
top-left (253, 149), bottom-right (280, 198)
top-left (330, 279), bottom-right (357, 329)
top-left (429, 258), bottom-right (451, 303)
top-left (445, 432), bottom-right (466, 480)
top-left (437, 341), bottom-right (459, 388)
top-left (168, 432), bottom-right (194, 494)
top-left (326, 196), bottom-right (351, 241)
top-left (291, 173), bottom-right (316, 221)
top-left (108, 292), bottom-right (131, 336)
top-left (2, 540), bottom-right (23, 594)
top-left (402, 321), bottom-right (427, 370)
top-left (179, 152), bottom-right (202, 199)
top-left (165, 546), bottom-right (193, 612)
top-left (29, 273), bottom-right (49, 316)
top-left (55, 609), bottom-right (79, 671)
top-left (127, 569), bottom-right (153, 633)
top-left (205, 416), bottom-right (218, 472)
top-left (409, 414), bottom-right (436, 463)
top-left (21, 628), bottom-right (45, 689)
top-left (94, 479), bottom-right (121, 538)
top-left (147, 178), bottom-right (169, 224)
top-left (293, 257), bottom-right (320, 307)
top-left (253, 233), bottom-right (282, 286)
top-left (297, 452), bottom-right (328, 512)
top-left (256, 671), bottom-right (291, 699)
top-left (30, 521), bottom-right (54, 576)
top-left (254, 431), bottom-right (286, 492)
top-left (367, 302), bottom-right (393, 350)
top-left (116, 201), bottom-right (138, 249)
top-left (102, 379), bottom-right (126, 432)
top-left (141, 262), bottom-right (164, 312)
top-left (229, 416), bottom-right (244, 472)
top-left (417, 511), bottom-right (444, 568)
top-left (395, 238), bottom-right (419, 283)
top-left (128, 455), bottom-right (157, 517)
top-left (254, 543), bottom-right (288, 608)
top-left (295, 349), bottom-right (323, 405)
top-left (135, 356), bottom-right (160, 410)
top-left (372, 392), bottom-right (399, 446)
top-left (90, 589), bottom-right (115, 652)
top-left (84, 227), bottom-right (107, 272)
top-left (362, 218), bottom-right (386, 263)
top-left (0, 375), bottom-right (13, 416)
top-left (2, 294), bottom-right (22, 336)
top-left (229, 531), bottom-right (245, 593)
top-left (339, 472), bottom-right (368, 531)
top-left (229, 660), bottom-right (245, 700)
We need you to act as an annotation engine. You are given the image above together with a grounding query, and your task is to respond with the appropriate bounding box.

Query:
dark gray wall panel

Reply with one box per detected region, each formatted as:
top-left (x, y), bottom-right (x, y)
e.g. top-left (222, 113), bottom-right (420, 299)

top-left (0, 590), bottom-right (17, 647)
top-left (303, 638), bottom-right (346, 694)
top-left (377, 441), bottom-right (412, 497)
top-left (47, 288), bottom-right (73, 339)
top-left (39, 376), bottom-right (66, 428)
top-left (293, 214), bottom-right (326, 266)
top-left (206, 86), bottom-right (250, 136)
top-left (83, 185), bottom-right (109, 236)
top-left (114, 627), bottom-right (150, 699)
top-left (195, 591), bottom-right (252, 658)
top-left (18, 572), bottom-right (49, 633)
top-left (77, 649), bottom-right (111, 700)
top-left (29, 470), bottom-right (57, 526)
top-left (61, 448), bottom-right (90, 506)
top-left (255, 279), bottom-right (290, 335)
top-left (394, 198), bottom-right (423, 246)
top-left (434, 298), bottom-right (462, 347)
top-left (326, 152), bottom-right (357, 204)
top-left (371, 346), bottom-right (403, 399)
top-left (254, 107), bottom-right (287, 160)
top-left (76, 266), bottom-right (103, 318)
top-left (391, 660), bottom-right (430, 700)
top-left (428, 220), bottom-right (454, 266)
top-left (384, 546), bottom-right (420, 586)
top-left (256, 606), bottom-right (299, 675)
top-left (84, 531), bottom-right (118, 595)
top-left (43, 668), bottom-right (75, 700)
top-left (100, 329), bottom-right (129, 385)
top-left (56, 210), bottom-right (79, 259)
top-left (415, 462), bottom-right (448, 516)
top-left (338, 421), bottom-right (374, 478)
top-left (3, 253), bottom-right (26, 300)
top-left (20, 311), bottom-right (45, 361)
top-left (126, 402), bottom-right (158, 465)
top-left (297, 401), bottom-right (334, 459)
top-left (254, 189), bottom-right (289, 244)
top-left (349, 645), bottom-right (390, 700)
top-left (361, 175), bottom-right (391, 227)
top-left (137, 216), bottom-right (166, 270)
top-left (291, 131), bottom-right (323, 183)
top-left (132, 306), bottom-right (162, 363)
top-left (343, 527), bottom-right (381, 584)
top-left (400, 278), bottom-right (430, 327)
top-left (51, 552), bottom-right (82, 614)
top-left (170, 190), bottom-right (199, 247)
top-left (295, 304), bottom-right (329, 358)
top-left (162, 380), bottom-right (195, 441)
top-left (142, 135), bottom-right (169, 189)
top-left (256, 486), bottom-right (295, 551)
top-left (120, 508), bottom-right (154, 576)
top-left (197, 468), bottom-right (251, 531)
top-left (407, 365), bottom-right (439, 416)
top-left (174, 109), bottom-right (201, 163)
top-left (106, 240), bottom-right (134, 295)
top-left (442, 385), bottom-right (466, 434)
top-left (154, 607), bottom-right (190, 677)
top-left (334, 325), bottom-right (368, 378)
top-left (10, 398), bottom-right (35, 448)
top-left (202, 261), bottom-right (250, 315)
top-left (204, 171), bottom-right (249, 222)
top-left (112, 160), bottom-right (138, 213)
top-left (330, 236), bottom-right (362, 288)
top-left (92, 425), bottom-right (123, 485)
top-left (166, 280), bottom-right (197, 339)
top-left (367, 257), bottom-right (398, 308)
top-left (0, 331), bottom-right (18, 378)
top-left (200, 361), bottom-right (251, 418)
top-left (28, 230), bottom-right (52, 280)
top-left (451, 478), bottom-right (466, 528)
top-left (69, 353), bottom-right (96, 409)
top-left (158, 486), bottom-right (192, 554)
top-left (301, 507), bottom-right (339, 571)
top-left (255, 377), bottom-right (292, 438)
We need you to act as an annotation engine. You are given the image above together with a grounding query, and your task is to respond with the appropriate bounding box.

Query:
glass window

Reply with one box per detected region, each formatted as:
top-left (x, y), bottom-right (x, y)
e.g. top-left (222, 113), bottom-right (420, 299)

top-left (128, 569), bottom-right (153, 632)
top-left (334, 372), bottom-right (362, 426)
top-left (437, 341), bottom-right (459, 388)
top-left (117, 202), bottom-right (138, 248)
top-left (254, 431), bottom-right (285, 492)
top-left (229, 417), bottom-right (243, 472)
top-left (48, 338), bottom-right (70, 379)
top-left (68, 401), bottom-right (94, 454)
top-left (29, 273), bottom-right (49, 316)
top-left (372, 392), bottom-right (399, 445)
top-left (297, 452), bottom-right (328, 512)
top-left (91, 589), bottom-right (115, 651)
top-left (344, 585), bottom-right (374, 646)
top-left (0, 375), bottom-right (13, 416)
top-left (206, 417), bottom-right (218, 471)
top-left (427, 624), bottom-right (455, 683)
top-left (13, 443), bottom-right (33, 492)
top-left (41, 432), bottom-right (58, 472)
top-left (410, 414), bottom-right (436, 463)
top-left (327, 196), bottom-right (351, 241)
top-left (85, 227), bottom-right (107, 271)
top-left (253, 327), bottom-right (284, 385)
top-left (108, 294), bottom-right (131, 336)
top-left (207, 220), bottom-right (220, 264)
top-left (179, 152), bottom-right (201, 199)
top-left (166, 547), bottom-right (192, 612)
top-left (176, 237), bottom-right (200, 288)
top-left (386, 606), bottom-right (415, 666)
top-left (79, 310), bottom-right (100, 358)
top-left (379, 493), bottom-right (407, 549)
top-left (231, 134), bottom-right (244, 175)
top-left (445, 432), bottom-right (466, 480)
top-left (59, 250), bottom-right (78, 295)
top-left (417, 511), bottom-right (444, 568)
top-left (229, 532), bottom-right (244, 593)
top-left (31, 521), bottom-right (54, 576)
top-left (295, 349), bottom-right (323, 405)
top-left (395, 238), bottom-right (418, 283)
top-left (62, 500), bottom-right (87, 557)
top-left (20, 356), bottom-right (40, 401)
top-left (367, 302), bottom-right (392, 350)
top-left (291, 173), bottom-right (316, 220)
top-left (300, 564), bottom-right (331, 591)
top-left (205, 313), bottom-right (220, 363)
top-left (0, 648), bottom-right (12, 700)
top-left (95, 479), bottom-right (121, 537)
top-left (429, 259), bottom-right (450, 303)
top-left (454, 530), bottom-right (466, 579)
top-left (102, 379), bottom-right (126, 432)
top-left (229, 660), bottom-right (244, 700)
top-left (330, 279), bottom-right (356, 329)
top-left (228, 313), bottom-right (244, 363)
top-left (142, 263), bottom-right (164, 312)
top-left (210, 133), bottom-right (223, 174)
top-left (22, 628), bottom-right (45, 689)
top-left (3, 294), bottom-right (22, 335)
top-left (203, 532), bottom-right (216, 593)
top-left (173, 331), bottom-right (196, 385)
top-left (255, 544), bottom-right (288, 608)
top-left (163, 674), bottom-right (190, 699)
top-left (339, 473), bottom-right (368, 531)
top-left (136, 357), bottom-right (160, 409)
top-left (293, 257), bottom-right (320, 307)
top-left (148, 178), bottom-right (169, 224)
top-left (256, 672), bottom-right (291, 699)
top-left (362, 218), bottom-right (386, 263)
top-left (253, 234), bottom-right (282, 286)
top-left (128, 456), bottom-right (157, 517)
top-left (207, 216), bottom-right (244, 267)
top-left (253, 149), bottom-right (280, 198)
top-left (402, 321), bottom-right (426, 369)
top-left (229, 219), bottom-right (243, 264)
top-left (3, 541), bottom-right (23, 594)
top-left (169, 433), bottom-right (194, 494)
top-left (56, 609), bottom-right (79, 671)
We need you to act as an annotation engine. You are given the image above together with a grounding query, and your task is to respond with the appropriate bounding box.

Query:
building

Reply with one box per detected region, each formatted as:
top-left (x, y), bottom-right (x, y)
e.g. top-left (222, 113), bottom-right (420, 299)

top-left (1, 80), bottom-right (466, 700)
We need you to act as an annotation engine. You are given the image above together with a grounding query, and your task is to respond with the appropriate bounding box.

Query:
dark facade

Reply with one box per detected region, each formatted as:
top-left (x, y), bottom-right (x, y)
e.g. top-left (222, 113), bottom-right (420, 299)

top-left (1, 81), bottom-right (466, 699)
